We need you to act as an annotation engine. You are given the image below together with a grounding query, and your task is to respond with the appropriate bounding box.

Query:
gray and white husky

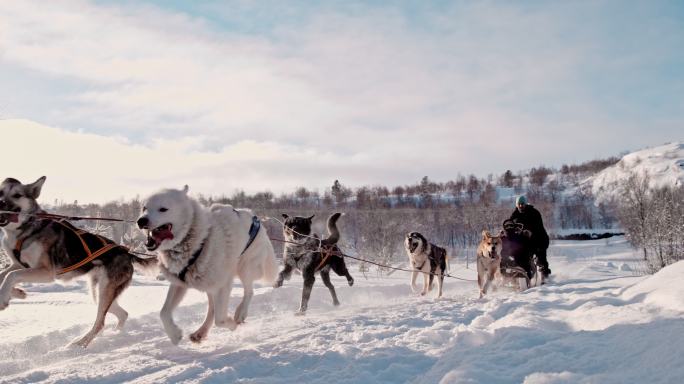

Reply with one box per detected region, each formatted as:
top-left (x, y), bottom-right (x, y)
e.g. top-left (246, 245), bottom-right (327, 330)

top-left (0, 176), bottom-right (157, 348)
top-left (404, 232), bottom-right (447, 298)
top-left (136, 186), bottom-right (278, 344)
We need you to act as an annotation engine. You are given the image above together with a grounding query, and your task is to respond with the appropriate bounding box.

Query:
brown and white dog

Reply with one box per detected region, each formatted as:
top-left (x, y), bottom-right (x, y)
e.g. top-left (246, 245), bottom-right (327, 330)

top-left (0, 176), bottom-right (157, 348)
top-left (476, 230), bottom-right (503, 298)
top-left (404, 232), bottom-right (447, 298)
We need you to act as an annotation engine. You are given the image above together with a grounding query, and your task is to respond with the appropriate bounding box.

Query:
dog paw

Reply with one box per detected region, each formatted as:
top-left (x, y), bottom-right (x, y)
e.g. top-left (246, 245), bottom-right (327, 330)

top-left (115, 318), bottom-right (128, 332)
top-left (69, 335), bottom-right (94, 349)
top-left (215, 317), bottom-right (238, 331)
top-left (294, 310), bottom-right (306, 317)
top-left (12, 288), bottom-right (27, 299)
top-left (235, 310), bottom-right (247, 324)
top-left (347, 277), bottom-right (354, 286)
top-left (273, 280), bottom-right (283, 288)
top-left (69, 341), bottom-right (88, 349)
top-left (189, 330), bottom-right (207, 344)
top-left (332, 300), bottom-right (340, 306)
top-left (165, 326), bottom-right (183, 345)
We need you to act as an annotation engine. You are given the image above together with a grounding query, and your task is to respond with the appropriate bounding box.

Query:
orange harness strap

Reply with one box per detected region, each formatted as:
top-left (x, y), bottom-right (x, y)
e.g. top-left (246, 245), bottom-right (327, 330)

top-left (12, 219), bottom-right (121, 274)
top-left (14, 238), bottom-right (25, 255)
top-left (315, 246), bottom-right (333, 272)
top-left (12, 238), bottom-right (30, 268)
top-left (57, 243), bottom-right (119, 274)
top-left (53, 220), bottom-right (119, 275)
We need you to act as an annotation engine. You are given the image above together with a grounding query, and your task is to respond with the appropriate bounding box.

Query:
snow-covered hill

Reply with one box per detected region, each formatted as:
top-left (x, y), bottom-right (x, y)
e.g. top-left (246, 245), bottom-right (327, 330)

top-left (587, 142), bottom-right (684, 203)
top-left (1, 238), bottom-right (682, 383)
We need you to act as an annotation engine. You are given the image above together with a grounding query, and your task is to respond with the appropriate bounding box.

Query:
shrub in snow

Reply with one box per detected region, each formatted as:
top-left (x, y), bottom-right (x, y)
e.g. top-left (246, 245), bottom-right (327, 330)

top-left (617, 171), bottom-right (684, 273)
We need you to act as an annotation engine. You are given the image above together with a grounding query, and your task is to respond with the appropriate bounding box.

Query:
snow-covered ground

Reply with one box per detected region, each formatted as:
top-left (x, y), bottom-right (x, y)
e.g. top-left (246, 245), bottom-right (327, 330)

top-left (1, 237), bottom-right (682, 384)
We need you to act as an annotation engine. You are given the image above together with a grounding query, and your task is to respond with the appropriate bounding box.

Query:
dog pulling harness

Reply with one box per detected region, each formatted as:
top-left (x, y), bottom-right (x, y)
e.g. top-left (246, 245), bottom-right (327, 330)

top-left (177, 216), bottom-right (261, 282)
top-left (413, 259), bottom-right (427, 271)
top-left (242, 216), bottom-right (261, 256)
top-left (410, 244), bottom-right (430, 271)
top-left (13, 218), bottom-right (123, 275)
top-left (11, 218), bottom-right (51, 269)
top-left (315, 245), bottom-right (334, 272)
top-left (177, 241), bottom-right (205, 282)
top-left (411, 243), bottom-right (447, 274)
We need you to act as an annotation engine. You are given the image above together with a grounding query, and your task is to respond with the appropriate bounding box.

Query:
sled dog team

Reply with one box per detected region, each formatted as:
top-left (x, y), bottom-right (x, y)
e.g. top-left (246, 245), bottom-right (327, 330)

top-left (0, 176), bottom-right (513, 348)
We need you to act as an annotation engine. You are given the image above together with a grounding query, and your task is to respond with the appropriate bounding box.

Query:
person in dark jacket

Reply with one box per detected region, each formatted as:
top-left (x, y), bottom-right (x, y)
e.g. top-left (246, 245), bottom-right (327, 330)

top-left (509, 195), bottom-right (551, 278)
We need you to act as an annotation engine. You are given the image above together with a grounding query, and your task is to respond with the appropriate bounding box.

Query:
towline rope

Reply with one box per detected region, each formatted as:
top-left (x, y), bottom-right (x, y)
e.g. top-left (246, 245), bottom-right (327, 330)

top-left (0, 211), bottom-right (477, 282)
top-left (0, 210), bottom-right (135, 223)
top-left (271, 237), bottom-right (476, 282)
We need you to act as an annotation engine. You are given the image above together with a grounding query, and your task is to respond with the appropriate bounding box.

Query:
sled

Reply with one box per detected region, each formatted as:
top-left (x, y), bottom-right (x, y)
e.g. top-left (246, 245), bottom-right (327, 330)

top-left (500, 219), bottom-right (541, 291)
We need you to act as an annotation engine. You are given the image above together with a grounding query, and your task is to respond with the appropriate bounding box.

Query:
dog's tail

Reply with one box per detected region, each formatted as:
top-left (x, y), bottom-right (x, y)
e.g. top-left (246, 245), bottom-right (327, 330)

top-left (130, 254), bottom-right (159, 276)
top-left (321, 212), bottom-right (342, 247)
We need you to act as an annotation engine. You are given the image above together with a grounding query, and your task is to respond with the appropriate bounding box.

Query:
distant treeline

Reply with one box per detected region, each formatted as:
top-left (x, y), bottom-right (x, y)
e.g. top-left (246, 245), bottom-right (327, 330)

top-left (11, 156), bottom-right (623, 270)
top-left (8, 154), bottom-right (679, 274)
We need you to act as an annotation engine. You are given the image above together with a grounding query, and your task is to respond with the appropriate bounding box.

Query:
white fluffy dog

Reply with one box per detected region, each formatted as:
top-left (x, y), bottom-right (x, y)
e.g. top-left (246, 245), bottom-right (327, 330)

top-left (137, 186), bottom-right (278, 344)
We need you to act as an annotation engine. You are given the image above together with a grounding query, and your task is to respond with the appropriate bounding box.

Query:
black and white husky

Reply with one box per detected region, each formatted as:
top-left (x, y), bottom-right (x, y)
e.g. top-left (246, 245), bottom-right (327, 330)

top-left (274, 213), bottom-right (354, 315)
top-left (0, 176), bottom-right (157, 348)
top-left (137, 186), bottom-right (278, 344)
top-left (404, 232), bottom-right (447, 298)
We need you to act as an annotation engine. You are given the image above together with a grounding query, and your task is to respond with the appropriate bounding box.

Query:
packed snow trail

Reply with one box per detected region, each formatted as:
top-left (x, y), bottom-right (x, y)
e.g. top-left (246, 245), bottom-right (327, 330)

top-left (0, 238), bottom-right (682, 383)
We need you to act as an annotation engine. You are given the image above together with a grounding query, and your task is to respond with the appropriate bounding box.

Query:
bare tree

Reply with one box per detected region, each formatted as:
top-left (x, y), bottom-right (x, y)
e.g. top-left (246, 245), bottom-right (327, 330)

top-left (618, 172), bottom-right (651, 261)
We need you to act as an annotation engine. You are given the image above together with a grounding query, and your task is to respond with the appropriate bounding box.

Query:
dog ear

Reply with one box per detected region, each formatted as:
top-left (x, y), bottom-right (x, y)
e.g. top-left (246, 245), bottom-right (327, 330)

top-left (182, 185), bottom-right (189, 194)
top-left (307, 214), bottom-right (315, 221)
top-left (481, 230), bottom-right (490, 240)
top-left (498, 229), bottom-right (505, 237)
top-left (27, 176), bottom-right (47, 198)
top-left (281, 213), bottom-right (289, 220)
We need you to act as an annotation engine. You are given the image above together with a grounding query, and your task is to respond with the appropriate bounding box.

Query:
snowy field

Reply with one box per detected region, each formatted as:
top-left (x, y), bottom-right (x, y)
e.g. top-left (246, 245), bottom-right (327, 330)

top-left (1, 237), bottom-right (683, 384)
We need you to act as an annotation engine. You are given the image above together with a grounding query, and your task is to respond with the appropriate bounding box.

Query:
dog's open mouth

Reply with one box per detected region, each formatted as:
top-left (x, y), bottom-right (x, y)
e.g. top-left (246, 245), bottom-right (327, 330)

top-left (409, 240), bottom-right (420, 253)
top-left (0, 211), bottom-right (19, 227)
top-left (145, 223), bottom-right (174, 251)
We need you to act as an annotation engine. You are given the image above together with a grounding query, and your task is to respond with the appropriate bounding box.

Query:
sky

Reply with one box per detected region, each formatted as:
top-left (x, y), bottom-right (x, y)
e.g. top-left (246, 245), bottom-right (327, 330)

top-left (0, 0), bottom-right (683, 204)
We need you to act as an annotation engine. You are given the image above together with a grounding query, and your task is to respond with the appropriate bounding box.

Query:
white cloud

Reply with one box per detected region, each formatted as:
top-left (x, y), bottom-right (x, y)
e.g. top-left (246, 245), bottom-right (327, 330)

top-left (1, 119), bottom-right (352, 203)
top-left (0, 0), bottom-right (681, 202)
top-left (4, 118), bottom-right (482, 204)
top-left (0, 1), bottom-right (591, 139)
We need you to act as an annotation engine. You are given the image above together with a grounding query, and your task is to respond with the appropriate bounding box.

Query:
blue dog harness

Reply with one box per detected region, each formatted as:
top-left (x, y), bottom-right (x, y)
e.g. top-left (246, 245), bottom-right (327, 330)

top-left (241, 216), bottom-right (261, 255)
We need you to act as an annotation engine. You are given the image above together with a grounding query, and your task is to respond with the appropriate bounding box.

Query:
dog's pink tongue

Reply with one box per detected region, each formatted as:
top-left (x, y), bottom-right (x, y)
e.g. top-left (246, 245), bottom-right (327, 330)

top-left (9, 213), bottom-right (19, 223)
top-left (154, 228), bottom-right (174, 242)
